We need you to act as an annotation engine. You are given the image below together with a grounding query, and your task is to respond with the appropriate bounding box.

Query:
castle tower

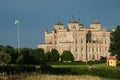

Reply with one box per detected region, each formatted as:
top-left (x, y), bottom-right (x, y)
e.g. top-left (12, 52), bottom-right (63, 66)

top-left (54, 19), bottom-right (64, 31)
top-left (90, 18), bottom-right (101, 31)
top-left (68, 17), bottom-right (80, 30)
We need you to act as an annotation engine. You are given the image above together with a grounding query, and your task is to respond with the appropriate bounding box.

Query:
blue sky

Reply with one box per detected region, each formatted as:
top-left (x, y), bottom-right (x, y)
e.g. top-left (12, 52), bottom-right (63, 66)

top-left (0, 0), bottom-right (120, 48)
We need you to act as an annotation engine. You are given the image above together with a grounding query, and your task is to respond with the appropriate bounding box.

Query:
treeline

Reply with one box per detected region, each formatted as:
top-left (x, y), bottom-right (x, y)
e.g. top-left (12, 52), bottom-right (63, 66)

top-left (0, 45), bottom-right (46, 65)
top-left (0, 45), bottom-right (75, 65)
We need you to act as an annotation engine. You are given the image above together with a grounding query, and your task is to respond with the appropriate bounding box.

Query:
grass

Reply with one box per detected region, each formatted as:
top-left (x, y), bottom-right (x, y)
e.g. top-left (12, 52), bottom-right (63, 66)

top-left (50, 63), bottom-right (104, 68)
top-left (22, 74), bottom-right (116, 80)
top-left (51, 62), bottom-right (120, 70)
top-left (51, 64), bottom-right (87, 68)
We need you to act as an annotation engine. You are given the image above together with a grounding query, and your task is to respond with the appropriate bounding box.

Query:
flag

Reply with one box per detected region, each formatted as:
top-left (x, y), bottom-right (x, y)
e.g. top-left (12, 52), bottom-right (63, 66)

top-left (14, 20), bottom-right (19, 25)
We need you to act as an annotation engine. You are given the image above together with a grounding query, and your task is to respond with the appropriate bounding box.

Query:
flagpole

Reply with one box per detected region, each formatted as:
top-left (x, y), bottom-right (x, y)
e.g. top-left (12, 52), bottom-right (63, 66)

top-left (17, 20), bottom-right (20, 53)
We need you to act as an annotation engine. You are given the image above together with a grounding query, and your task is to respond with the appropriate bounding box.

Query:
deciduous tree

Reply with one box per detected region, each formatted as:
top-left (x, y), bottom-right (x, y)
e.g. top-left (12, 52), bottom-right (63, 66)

top-left (61, 50), bottom-right (74, 61)
top-left (48, 49), bottom-right (60, 62)
top-left (109, 25), bottom-right (120, 60)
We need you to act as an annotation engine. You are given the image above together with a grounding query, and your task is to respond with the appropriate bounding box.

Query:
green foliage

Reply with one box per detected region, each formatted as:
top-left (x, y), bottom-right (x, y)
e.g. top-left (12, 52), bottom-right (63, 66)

top-left (0, 45), bottom-right (12, 64)
top-left (0, 51), bottom-right (11, 64)
top-left (47, 60), bottom-right (105, 65)
top-left (47, 61), bottom-right (85, 65)
top-left (2, 45), bottom-right (14, 54)
top-left (39, 66), bottom-right (120, 79)
top-left (1, 63), bottom-right (120, 79)
top-left (45, 51), bottom-right (51, 61)
top-left (46, 49), bottom-right (60, 62)
top-left (0, 45), bottom-right (17, 64)
top-left (0, 45), bottom-right (47, 65)
top-left (0, 64), bottom-right (36, 73)
top-left (109, 25), bottom-right (120, 60)
top-left (61, 50), bottom-right (74, 61)
top-left (16, 48), bottom-right (46, 65)
top-left (16, 54), bottom-right (23, 64)
top-left (40, 64), bottom-right (53, 73)
top-left (33, 48), bottom-right (46, 65)
top-left (16, 48), bottom-right (33, 64)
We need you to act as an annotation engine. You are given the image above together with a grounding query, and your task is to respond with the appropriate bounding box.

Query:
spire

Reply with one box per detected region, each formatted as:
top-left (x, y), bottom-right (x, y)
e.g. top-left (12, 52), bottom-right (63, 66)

top-left (55, 18), bottom-right (63, 25)
top-left (78, 18), bottom-right (84, 27)
top-left (91, 18), bottom-right (100, 24)
top-left (69, 16), bottom-right (78, 23)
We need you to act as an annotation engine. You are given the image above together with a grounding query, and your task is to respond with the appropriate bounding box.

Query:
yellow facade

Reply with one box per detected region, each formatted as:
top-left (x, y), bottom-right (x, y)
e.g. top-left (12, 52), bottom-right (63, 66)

top-left (107, 56), bottom-right (116, 67)
top-left (37, 18), bottom-right (111, 62)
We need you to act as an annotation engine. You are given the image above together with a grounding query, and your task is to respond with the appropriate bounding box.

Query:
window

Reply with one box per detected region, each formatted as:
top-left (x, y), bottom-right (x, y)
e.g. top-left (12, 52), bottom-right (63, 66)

top-left (77, 48), bottom-right (79, 52)
top-left (81, 48), bottom-right (83, 52)
top-left (81, 40), bottom-right (83, 44)
top-left (100, 48), bottom-right (101, 52)
top-left (100, 48), bottom-right (102, 52)
top-left (89, 54), bottom-right (91, 59)
top-left (111, 61), bottom-right (112, 64)
top-left (92, 47), bottom-right (94, 52)
top-left (89, 47), bottom-right (90, 52)
top-left (96, 48), bottom-right (98, 52)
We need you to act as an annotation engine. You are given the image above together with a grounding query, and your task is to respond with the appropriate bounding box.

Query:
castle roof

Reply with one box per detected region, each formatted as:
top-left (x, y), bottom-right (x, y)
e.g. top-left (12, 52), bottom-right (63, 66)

top-left (69, 16), bottom-right (79, 23)
top-left (55, 19), bottom-right (63, 25)
top-left (91, 18), bottom-right (100, 24)
top-left (107, 56), bottom-right (116, 60)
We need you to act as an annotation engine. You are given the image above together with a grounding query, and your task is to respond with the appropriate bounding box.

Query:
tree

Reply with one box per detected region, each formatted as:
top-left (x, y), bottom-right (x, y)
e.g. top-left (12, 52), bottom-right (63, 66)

top-left (45, 51), bottom-right (51, 61)
top-left (109, 25), bottom-right (120, 60)
top-left (16, 48), bottom-right (35, 64)
top-left (61, 50), bottom-right (74, 61)
top-left (16, 54), bottom-right (23, 64)
top-left (48, 49), bottom-right (60, 62)
top-left (0, 45), bottom-right (18, 64)
top-left (0, 45), bottom-right (3, 51)
top-left (0, 51), bottom-right (11, 64)
top-left (2, 45), bottom-right (14, 54)
top-left (33, 48), bottom-right (46, 65)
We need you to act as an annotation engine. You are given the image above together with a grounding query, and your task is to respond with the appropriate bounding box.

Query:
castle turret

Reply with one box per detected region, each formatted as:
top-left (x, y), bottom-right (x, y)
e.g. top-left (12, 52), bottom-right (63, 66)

top-left (68, 17), bottom-right (80, 30)
top-left (54, 19), bottom-right (64, 31)
top-left (90, 18), bottom-right (101, 31)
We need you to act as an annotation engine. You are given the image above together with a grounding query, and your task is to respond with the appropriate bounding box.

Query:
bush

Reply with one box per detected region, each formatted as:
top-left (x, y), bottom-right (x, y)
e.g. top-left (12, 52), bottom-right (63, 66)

top-left (47, 61), bottom-right (105, 65)
top-left (40, 64), bottom-right (53, 74)
top-left (39, 66), bottom-right (120, 79)
top-left (0, 64), bottom-right (36, 74)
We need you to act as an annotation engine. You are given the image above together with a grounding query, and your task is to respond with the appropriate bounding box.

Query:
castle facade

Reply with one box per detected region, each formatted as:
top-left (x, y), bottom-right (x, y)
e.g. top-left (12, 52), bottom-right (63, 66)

top-left (37, 18), bottom-right (111, 61)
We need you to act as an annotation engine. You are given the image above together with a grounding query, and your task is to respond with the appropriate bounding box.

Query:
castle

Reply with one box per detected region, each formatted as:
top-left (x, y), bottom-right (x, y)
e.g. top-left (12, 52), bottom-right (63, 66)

top-left (37, 17), bottom-right (111, 61)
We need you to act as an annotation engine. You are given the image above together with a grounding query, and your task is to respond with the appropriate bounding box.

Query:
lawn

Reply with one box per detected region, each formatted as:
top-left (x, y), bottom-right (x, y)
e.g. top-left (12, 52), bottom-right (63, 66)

top-left (51, 64), bottom-right (87, 68)
top-left (50, 62), bottom-right (120, 70)
top-left (50, 62), bottom-right (105, 68)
